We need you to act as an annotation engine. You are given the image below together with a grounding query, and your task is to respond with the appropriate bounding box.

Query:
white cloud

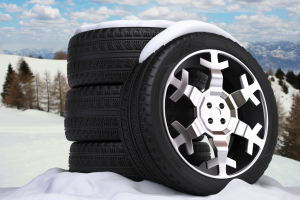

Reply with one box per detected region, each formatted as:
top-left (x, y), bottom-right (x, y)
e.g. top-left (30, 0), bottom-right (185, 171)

top-left (91, 0), bottom-right (150, 6)
top-left (69, 6), bottom-right (128, 22)
top-left (20, 5), bottom-right (61, 20)
top-left (0, 12), bottom-right (13, 22)
top-left (286, 4), bottom-right (300, 17)
top-left (0, 3), bottom-right (23, 13)
top-left (66, 8), bottom-right (72, 12)
top-left (212, 14), bottom-right (300, 42)
top-left (122, 15), bottom-right (141, 20)
top-left (65, 0), bottom-right (75, 6)
top-left (157, 0), bottom-right (192, 5)
top-left (26, 0), bottom-right (56, 5)
top-left (138, 6), bottom-right (204, 21)
top-left (192, 0), bottom-right (225, 9)
top-left (226, 4), bottom-right (241, 12)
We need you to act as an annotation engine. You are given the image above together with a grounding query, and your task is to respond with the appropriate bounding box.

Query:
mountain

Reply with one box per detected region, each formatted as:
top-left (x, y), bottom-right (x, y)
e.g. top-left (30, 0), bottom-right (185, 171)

top-left (2, 48), bottom-right (68, 60)
top-left (244, 41), bottom-right (300, 73)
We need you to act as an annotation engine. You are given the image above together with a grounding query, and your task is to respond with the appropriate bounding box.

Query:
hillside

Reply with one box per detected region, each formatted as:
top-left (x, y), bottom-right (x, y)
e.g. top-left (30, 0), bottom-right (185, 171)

top-left (0, 55), bottom-right (67, 92)
top-left (269, 75), bottom-right (300, 116)
top-left (1, 48), bottom-right (68, 60)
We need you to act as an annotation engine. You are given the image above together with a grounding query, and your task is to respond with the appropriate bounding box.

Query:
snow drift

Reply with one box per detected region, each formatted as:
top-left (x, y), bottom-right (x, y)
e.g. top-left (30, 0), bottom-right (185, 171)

top-left (0, 167), bottom-right (299, 200)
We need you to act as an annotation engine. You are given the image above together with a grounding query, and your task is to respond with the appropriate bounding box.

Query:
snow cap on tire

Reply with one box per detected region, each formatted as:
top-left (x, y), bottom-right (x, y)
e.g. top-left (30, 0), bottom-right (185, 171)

top-left (139, 20), bottom-right (243, 63)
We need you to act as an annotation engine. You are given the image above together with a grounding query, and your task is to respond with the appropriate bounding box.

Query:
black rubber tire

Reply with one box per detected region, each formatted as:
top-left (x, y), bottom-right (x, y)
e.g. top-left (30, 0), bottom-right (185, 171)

top-left (119, 33), bottom-right (278, 195)
top-left (64, 85), bottom-right (121, 142)
top-left (68, 142), bottom-right (143, 181)
top-left (64, 81), bottom-right (203, 142)
top-left (67, 27), bottom-right (165, 88)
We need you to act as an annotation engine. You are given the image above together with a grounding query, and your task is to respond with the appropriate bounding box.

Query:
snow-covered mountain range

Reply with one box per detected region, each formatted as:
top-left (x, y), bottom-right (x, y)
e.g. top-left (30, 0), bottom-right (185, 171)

top-left (2, 48), bottom-right (68, 60)
top-left (243, 41), bottom-right (300, 73)
top-left (1, 41), bottom-right (300, 71)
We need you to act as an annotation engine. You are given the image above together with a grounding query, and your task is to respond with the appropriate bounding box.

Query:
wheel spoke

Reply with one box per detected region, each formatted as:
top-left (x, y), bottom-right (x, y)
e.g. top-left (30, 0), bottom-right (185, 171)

top-left (233, 119), bottom-right (263, 155)
top-left (200, 50), bottom-right (229, 96)
top-left (171, 120), bottom-right (204, 155)
top-left (230, 74), bottom-right (261, 108)
top-left (206, 136), bottom-right (236, 176)
top-left (169, 69), bottom-right (203, 106)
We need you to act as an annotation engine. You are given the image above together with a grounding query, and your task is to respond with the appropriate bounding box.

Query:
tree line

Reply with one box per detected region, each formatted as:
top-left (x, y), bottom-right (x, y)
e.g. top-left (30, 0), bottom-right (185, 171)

top-left (1, 57), bottom-right (69, 116)
top-left (267, 67), bottom-right (300, 161)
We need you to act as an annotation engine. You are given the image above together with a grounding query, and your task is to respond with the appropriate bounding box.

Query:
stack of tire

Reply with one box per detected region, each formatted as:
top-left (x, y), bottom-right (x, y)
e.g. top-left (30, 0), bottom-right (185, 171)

top-left (65, 26), bottom-right (212, 181)
top-left (65, 23), bottom-right (277, 196)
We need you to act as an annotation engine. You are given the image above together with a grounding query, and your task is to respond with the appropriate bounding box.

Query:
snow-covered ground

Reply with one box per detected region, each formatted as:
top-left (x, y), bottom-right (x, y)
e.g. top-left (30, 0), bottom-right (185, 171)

top-left (0, 106), bottom-right (71, 188)
top-left (0, 167), bottom-right (299, 200)
top-left (0, 55), bottom-right (67, 91)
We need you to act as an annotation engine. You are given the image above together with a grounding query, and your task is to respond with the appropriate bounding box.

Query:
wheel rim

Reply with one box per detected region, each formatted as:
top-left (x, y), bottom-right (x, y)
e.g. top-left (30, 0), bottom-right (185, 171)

top-left (163, 49), bottom-right (268, 179)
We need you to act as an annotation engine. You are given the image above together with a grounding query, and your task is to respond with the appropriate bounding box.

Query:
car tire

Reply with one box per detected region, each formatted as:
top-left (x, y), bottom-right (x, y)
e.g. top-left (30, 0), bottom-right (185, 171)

top-left (67, 27), bottom-right (165, 88)
top-left (119, 32), bottom-right (278, 195)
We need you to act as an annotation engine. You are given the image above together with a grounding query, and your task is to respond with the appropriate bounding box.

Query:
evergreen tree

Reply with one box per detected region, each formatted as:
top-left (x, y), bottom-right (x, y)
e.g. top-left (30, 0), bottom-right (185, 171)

top-left (285, 70), bottom-right (295, 85)
top-left (275, 68), bottom-right (285, 80)
top-left (278, 94), bottom-right (300, 161)
top-left (293, 73), bottom-right (300, 89)
top-left (281, 82), bottom-right (289, 94)
top-left (2, 72), bottom-right (25, 109)
top-left (17, 57), bottom-right (33, 80)
top-left (38, 55), bottom-right (43, 59)
top-left (1, 63), bottom-right (15, 100)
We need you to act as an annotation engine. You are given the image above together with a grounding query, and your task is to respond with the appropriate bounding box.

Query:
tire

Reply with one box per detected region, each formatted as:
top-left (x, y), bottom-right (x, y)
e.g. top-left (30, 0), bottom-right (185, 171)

top-left (68, 142), bottom-right (143, 181)
top-left (67, 27), bottom-right (165, 88)
top-left (64, 85), bottom-right (121, 142)
top-left (119, 33), bottom-right (278, 195)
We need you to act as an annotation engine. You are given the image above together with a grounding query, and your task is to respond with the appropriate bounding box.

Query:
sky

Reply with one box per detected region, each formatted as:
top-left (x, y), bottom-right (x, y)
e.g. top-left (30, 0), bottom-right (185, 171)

top-left (0, 0), bottom-right (299, 51)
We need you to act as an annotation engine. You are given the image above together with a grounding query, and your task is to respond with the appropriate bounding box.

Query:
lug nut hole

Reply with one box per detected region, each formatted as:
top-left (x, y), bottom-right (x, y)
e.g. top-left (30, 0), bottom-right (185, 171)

top-left (220, 118), bottom-right (226, 124)
top-left (219, 103), bottom-right (224, 109)
top-left (208, 118), bottom-right (213, 124)
top-left (207, 102), bottom-right (212, 109)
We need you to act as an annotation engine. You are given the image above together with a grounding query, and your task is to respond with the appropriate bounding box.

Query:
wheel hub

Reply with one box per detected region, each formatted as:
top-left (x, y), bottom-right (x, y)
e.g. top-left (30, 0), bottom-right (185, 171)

top-left (199, 93), bottom-right (235, 134)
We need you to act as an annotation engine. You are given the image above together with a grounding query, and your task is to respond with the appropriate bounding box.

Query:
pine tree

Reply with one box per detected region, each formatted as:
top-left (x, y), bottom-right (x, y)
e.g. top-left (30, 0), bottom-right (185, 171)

top-left (285, 70), bottom-right (295, 85)
top-left (281, 82), bottom-right (289, 94)
top-left (2, 72), bottom-right (25, 109)
top-left (17, 57), bottom-right (33, 81)
top-left (278, 94), bottom-right (300, 161)
top-left (38, 55), bottom-right (43, 59)
top-left (293, 73), bottom-right (300, 89)
top-left (1, 63), bottom-right (15, 101)
top-left (275, 68), bottom-right (285, 80)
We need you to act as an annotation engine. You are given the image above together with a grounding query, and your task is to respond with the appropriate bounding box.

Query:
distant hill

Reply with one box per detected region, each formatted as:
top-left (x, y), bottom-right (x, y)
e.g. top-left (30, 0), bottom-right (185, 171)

top-left (2, 48), bottom-right (68, 60)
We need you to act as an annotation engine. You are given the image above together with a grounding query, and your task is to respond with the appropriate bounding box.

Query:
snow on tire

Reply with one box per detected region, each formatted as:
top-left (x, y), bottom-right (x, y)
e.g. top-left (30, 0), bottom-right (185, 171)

top-left (119, 32), bottom-right (278, 195)
top-left (67, 27), bottom-right (165, 88)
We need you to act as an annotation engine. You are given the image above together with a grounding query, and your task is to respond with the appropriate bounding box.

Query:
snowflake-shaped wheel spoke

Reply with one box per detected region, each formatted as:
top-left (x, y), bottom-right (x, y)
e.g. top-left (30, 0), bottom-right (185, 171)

top-left (164, 49), bottom-right (267, 178)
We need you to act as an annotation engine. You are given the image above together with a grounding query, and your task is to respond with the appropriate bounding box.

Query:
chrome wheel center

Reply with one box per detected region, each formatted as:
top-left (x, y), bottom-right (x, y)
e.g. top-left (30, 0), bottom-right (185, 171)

top-left (163, 49), bottom-right (268, 179)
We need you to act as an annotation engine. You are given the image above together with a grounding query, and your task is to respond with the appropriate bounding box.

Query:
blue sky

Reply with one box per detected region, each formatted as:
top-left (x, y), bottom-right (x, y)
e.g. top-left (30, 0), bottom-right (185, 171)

top-left (0, 0), bottom-right (299, 51)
